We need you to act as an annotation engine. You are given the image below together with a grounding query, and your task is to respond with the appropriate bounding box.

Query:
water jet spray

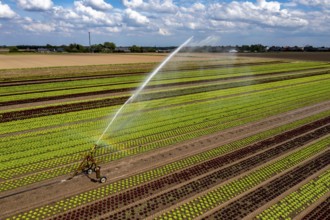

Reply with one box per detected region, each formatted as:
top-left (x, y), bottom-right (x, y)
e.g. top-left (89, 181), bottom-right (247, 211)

top-left (96, 36), bottom-right (193, 144)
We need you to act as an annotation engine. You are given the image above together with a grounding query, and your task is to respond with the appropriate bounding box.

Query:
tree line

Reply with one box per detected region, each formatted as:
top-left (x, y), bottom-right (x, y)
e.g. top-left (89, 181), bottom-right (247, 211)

top-left (3, 43), bottom-right (329, 53)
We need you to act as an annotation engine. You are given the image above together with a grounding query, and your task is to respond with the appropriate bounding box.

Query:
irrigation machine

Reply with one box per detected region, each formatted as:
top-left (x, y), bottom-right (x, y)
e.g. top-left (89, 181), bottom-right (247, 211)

top-left (70, 144), bottom-right (107, 183)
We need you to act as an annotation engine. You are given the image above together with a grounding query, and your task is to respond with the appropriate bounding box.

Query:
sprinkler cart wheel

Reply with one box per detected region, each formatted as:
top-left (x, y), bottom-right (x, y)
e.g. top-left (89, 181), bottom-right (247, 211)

top-left (86, 168), bottom-right (93, 175)
top-left (100, 176), bottom-right (107, 183)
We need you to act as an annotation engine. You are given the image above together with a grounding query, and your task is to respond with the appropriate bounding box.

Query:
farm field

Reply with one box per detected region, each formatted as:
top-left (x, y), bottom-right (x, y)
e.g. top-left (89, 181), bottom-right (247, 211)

top-left (0, 52), bottom-right (329, 220)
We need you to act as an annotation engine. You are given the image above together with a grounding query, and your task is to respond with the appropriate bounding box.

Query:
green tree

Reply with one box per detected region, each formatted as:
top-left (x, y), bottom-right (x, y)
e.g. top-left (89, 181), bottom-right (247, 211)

top-left (103, 42), bottom-right (116, 53)
top-left (65, 44), bottom-right (86, 53)
top-left (130, 45), bottom-right (143, 53)
top-left (9, 46), bottom-right (18, 53)
top-left (91, 44), bottom-right (104, 53)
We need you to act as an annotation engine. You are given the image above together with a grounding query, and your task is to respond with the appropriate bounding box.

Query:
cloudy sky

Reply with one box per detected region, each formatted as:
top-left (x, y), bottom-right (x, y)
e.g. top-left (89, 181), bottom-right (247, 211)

top-left (0, 0), bottom-right (329, 46)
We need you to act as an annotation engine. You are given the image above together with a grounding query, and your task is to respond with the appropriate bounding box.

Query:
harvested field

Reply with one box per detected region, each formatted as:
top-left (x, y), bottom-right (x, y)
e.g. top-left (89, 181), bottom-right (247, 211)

top-left (0, 53), bottom-right (329, 220)
top-left (238, 52), bottom-right (330, 62)
top-left (0, 53), bottom-right (166, 69)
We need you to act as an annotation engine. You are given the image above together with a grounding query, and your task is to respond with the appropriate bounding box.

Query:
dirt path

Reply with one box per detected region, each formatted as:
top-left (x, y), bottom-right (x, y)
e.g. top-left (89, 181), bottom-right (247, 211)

top-left (0, 101), bottom-right (329, 219)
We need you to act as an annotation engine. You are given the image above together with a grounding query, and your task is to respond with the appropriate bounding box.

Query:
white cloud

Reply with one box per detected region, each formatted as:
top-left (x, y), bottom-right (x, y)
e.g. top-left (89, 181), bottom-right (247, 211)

top-left (17, 0), bottom-right (53, 11)
top-left (23, 22), bottom-right (55, 32)
top-left (122, 0), bottom-right (143, 8)
top-left (300, 10), bottom-right (330, 32)
top-left (293, 0), bottom-right (330, 7)
top-left (81, 0), bottom-right (113, 11)
top-left (192, 3), bottom-right (205, 11)
top-left (73, 1), bottom-right (121, 26)
top-left (209, 1), bottom-right (308, 28)
top-left (125, 8), bottom-right (149, 25)
top-left (0, 1), bottom-right (16, 19)
top-left (52, 6), bottom-right (80, 20)
top-left (158, 27), bottom-right (170, 35)
top-left (2, 0), bottom-right (330, 45)
top-left (106, 26), bottom-right (121, 32)
top-left (191, 35), bottom-right (221, 46)
top-left (257, 0), bottom-right (281, 12)
top-left (123, 0), bottom-right (178, 13)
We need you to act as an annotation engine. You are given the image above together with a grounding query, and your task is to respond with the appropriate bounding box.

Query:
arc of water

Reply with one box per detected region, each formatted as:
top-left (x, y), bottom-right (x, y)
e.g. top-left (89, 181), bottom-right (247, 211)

top-left (96, 36), bottom-right (193, 144)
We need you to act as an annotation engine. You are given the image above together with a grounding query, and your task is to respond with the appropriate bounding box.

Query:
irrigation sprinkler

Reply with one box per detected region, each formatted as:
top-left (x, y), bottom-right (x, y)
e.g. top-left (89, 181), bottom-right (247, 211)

top-left (69, 37), bottom-right (193, 184)
top-left (69, 144), bottom-right (107, 183)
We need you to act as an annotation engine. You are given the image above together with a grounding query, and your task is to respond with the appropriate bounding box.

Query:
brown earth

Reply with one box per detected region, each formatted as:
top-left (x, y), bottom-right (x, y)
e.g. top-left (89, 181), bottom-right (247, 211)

top-left (0, 53), bottom-right (273, 81)
top-left (0, 53), bottom-right (166, 69)
top-left (238, 52), bottom-right (330, 62)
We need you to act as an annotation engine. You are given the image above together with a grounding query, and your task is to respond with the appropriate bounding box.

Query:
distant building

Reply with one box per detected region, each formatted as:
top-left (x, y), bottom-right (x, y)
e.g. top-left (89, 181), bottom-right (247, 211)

top-left (56, 48), bottom-right (65, 52)
top-left (156, 49), bottom-right (171, 53)
top-left (37, 48), bottom-right (50, 53)
top-left (115, 47), bottom-right (130, 53)
top-left (0, 48), bottom-right (9, 52)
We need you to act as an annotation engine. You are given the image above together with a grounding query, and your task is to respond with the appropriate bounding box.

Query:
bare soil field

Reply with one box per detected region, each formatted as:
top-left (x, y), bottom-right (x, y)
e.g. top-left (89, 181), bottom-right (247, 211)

top-left (1, 52), bottom-right (329, 71)
top-left (0, 53), bottom-right (167, 69)
top-left (238, 52), bottom-right (330, 62)
top-left (0, 52), bottom-right (239, 70)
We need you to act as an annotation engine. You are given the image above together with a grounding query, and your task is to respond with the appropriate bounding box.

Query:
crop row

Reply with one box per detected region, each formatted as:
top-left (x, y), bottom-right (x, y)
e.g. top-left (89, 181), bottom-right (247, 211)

top-left (0, 86), bottom-right (328, 186)
top-left (2, 78), bottom-right (327, 158)
top-left (1, 99), bottom-right (329, 189)
top-left (1, 89), bottom-right (326, 180)
top-left (1, 73), bottom-right (328, 134)
top-left (155, 136), bottom-right (330, 220)
top-left (1, 67), bottom-right (329, 121)
top-left (54, 124), bottom-right (330, 220)
top-left (6, 115), bottom-right (329, 219)
top-left (2, 62), bottom-right (326, 98)
top-left (202, 150), bottom-right (330, 220)
top-left (1, 75), bottom-right (329, 185)
top-left (255, 169), bottom-right (330, 220)
top-left (302, 196), bottom-right (330, 220)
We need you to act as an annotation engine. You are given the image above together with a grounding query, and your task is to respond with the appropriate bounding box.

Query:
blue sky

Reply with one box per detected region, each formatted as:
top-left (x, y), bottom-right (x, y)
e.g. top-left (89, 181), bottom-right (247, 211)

top-left (0, 0), bottom-right (329, 46)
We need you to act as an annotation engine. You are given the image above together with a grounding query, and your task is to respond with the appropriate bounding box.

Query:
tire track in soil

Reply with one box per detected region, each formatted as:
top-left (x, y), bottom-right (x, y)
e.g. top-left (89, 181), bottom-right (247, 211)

top-left (49, 122), bottom-right (330, 220)
top-left (202, 150), bottom-right (330, 220)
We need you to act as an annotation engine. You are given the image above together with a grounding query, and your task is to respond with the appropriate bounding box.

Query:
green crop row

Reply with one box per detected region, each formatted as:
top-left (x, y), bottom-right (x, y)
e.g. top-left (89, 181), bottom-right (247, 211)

top-left (1, 64), bottom-right (326, 116)
top-left (255, 169), bottom-right (330, 220)
top-left (0, 77), bottom-right (329, 182)
top-left (1, 80), bottom-right (328, 179)
top-left (155, 136), bottom-right (330, 220)
top-left (6, 112), bottom-right (330, 220)
top-left (1, 61), bottom-right (326, 96)
top-left (1, 62), bottom-right (328, 103)
top-left (1, 74), bottom-right (321, 150)
top-left (1, 73), bottom-right (328, 135)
